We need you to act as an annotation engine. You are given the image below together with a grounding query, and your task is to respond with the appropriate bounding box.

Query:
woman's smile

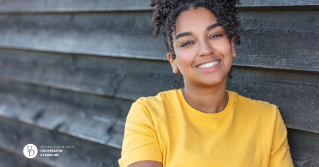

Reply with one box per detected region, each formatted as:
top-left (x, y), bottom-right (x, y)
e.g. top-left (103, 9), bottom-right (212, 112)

top-left (196, 59), bottom-right (220, 72)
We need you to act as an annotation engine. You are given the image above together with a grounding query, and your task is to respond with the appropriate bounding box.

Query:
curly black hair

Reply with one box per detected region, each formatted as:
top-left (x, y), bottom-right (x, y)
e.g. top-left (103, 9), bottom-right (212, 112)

top-left (149, 0), bottom-right (241, 89)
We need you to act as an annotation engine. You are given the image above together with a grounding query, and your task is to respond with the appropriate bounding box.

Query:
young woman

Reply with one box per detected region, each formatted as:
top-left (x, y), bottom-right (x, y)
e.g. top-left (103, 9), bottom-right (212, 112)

top-left (119, 0), bottom-right (294, 167)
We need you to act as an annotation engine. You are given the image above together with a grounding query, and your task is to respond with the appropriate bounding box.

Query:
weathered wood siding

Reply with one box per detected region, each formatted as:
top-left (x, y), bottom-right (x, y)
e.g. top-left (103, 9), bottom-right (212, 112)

top-left (0, 0), bottom-right (318, 166)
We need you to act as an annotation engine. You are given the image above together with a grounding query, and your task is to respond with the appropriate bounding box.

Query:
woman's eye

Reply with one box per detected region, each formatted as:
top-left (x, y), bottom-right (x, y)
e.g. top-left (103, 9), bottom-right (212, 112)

top-left (181, 41), bottom-right (193, 47)
top-left (211, 34), bottom-right (223, 39)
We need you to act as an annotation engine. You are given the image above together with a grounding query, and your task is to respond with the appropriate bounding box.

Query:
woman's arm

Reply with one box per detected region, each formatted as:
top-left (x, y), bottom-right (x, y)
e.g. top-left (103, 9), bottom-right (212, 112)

top-left (268, 108), bottom-right (294, 166)
top-left (119, 101), bottom-right (163, 167)
top-left (129, 161), bottom-right (163, 167)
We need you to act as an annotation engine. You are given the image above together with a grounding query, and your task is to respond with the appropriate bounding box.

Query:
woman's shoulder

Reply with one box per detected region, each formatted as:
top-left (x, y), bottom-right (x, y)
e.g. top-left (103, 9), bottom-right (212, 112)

top-left (229, 91), bottom-right (279, 117)
top-left (229, 91), bottom-right (282, 130)
top-left (135, 89), bottom-right (180, 106)
top-left (128, 89), bottom-right (181, 119)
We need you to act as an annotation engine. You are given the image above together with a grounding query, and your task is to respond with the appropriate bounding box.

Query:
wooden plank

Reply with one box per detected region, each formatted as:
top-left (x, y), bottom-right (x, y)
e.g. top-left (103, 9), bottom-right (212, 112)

top-left (0, 0), bottom-right (152, 13)
top-left (0, 48), bottom-right (175, 101)
top-left (240, 0), bottom-right (319, 7)
top-left (0, 147), bottom-right (50, 167)
top-left (0, 11), bottom-right (165, 60)
top-left (0, 11), bottom-right (318, 71)
top-left (227, 67), bottom-right (319, 134)
top-left (0, 0), bottom-right (317, 13)
top-left (288, 129), bottom-right (319, 167)
top-left (0, 79), bottom-right (132, 149)
top-left (0, 116), bottom-right (121, 167)
top-left (235, 11), bottom-right (319, 71)
top-left (239, 5), bottom-right (319, 12)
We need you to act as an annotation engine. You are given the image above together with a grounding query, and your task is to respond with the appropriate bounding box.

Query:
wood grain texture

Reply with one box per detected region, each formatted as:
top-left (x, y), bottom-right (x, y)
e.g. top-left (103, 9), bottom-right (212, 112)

top-left (288, 129), bottom-right (319, 167)
top-left (0, 0), bottom-right (152, 13)
top-left (0, 11), bottom-right (164, 60)
top-left (0, 147), bottom-right (50, 167)
top-left (0, 48), bottom-right (175, 101)
top-left (235, 11), bottom-right (319, 72)
top-left (0, 11), bottom-right (318, 71)
top-left (0, 116), bottom-right (121, 167)
top-left (240, 0), bottom-right (319, 7)
top-left (0, 49), bottom-right (318, 133)
top-left (0, 79), bottom-right (132, 149)
top-left (0, 0), bottom-right (317, 13)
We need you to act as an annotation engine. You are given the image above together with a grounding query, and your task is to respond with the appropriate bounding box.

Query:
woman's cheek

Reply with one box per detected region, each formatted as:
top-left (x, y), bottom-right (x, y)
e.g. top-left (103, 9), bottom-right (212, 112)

top-left (179, 50), bottom-right (195, 64)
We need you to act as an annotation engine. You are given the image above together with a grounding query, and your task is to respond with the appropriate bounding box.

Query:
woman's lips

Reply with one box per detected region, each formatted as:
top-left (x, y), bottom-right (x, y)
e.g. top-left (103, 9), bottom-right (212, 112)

top-left (197, 61), bottom-right (220, 69)
top-left (196, 60), bottom-right (220, 72)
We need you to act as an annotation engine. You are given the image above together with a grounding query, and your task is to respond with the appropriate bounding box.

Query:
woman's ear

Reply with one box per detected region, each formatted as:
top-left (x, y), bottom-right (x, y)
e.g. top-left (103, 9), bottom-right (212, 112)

top-left (167, 53), bottom-right (179, 74)
top-left (231, 38), bottom-right (236, 58)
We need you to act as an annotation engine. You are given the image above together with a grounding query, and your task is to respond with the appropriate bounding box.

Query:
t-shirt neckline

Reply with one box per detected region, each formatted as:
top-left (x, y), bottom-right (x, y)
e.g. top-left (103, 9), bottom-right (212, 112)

top-left (177, 88), bottom-right (234, 119)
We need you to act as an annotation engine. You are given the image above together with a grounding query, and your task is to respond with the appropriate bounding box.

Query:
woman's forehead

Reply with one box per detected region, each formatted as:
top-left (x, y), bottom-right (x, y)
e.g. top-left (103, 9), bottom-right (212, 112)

top-left (175, 7), bottom-right (218, 33)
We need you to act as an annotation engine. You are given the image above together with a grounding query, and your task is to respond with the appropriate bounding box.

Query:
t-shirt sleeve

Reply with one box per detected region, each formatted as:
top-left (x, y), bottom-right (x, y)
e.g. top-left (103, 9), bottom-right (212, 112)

top-left (118, 100), bottom-right (162, 167)
top-left (269, 108), bottom-right (294, 167)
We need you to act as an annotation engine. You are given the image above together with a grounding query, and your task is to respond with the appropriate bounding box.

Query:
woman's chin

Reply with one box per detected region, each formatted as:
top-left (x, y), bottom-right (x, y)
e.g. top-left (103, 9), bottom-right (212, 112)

top-left (195, 77), bottom-right (227, 87)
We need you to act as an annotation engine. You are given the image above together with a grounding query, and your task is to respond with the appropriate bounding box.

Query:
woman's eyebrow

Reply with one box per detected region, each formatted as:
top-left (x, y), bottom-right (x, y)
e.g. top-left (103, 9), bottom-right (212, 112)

top-left (176, 32), bottom-right (193, 40)
top-left (175, 23), bottom-right (221, 40)
top-left (207, 23), bottom-right (221, 31)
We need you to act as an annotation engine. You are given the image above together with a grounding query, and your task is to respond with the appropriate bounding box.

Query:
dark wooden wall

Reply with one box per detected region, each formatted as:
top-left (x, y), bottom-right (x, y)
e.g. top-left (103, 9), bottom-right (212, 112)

top-left (0, 0), bottom-right (318, 166)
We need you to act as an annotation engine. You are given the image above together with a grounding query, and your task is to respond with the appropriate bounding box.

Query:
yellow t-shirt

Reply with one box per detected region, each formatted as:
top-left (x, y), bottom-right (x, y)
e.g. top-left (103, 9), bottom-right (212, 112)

top-left (119, 89), bottom-right (294, 167)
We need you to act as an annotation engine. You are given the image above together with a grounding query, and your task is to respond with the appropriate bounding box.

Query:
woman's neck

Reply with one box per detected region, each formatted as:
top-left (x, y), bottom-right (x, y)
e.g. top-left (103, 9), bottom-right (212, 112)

top-left (182, 81), bottom-right (228, 114)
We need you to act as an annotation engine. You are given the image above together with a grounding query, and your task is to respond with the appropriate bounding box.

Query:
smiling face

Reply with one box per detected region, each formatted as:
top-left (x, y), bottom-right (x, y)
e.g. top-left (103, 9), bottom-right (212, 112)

top-left (168, 7), bottom-right (236, 88)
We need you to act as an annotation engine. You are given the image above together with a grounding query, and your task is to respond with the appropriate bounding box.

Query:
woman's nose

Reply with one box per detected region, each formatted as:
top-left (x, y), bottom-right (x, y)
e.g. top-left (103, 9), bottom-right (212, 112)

top-left (198, 39), bottom-right (214, 57)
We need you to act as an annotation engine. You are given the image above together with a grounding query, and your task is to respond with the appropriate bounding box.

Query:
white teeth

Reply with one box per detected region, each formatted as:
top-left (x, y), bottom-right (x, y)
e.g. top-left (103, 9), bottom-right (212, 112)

top-left (198, 61), bottom-right (219, 69)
